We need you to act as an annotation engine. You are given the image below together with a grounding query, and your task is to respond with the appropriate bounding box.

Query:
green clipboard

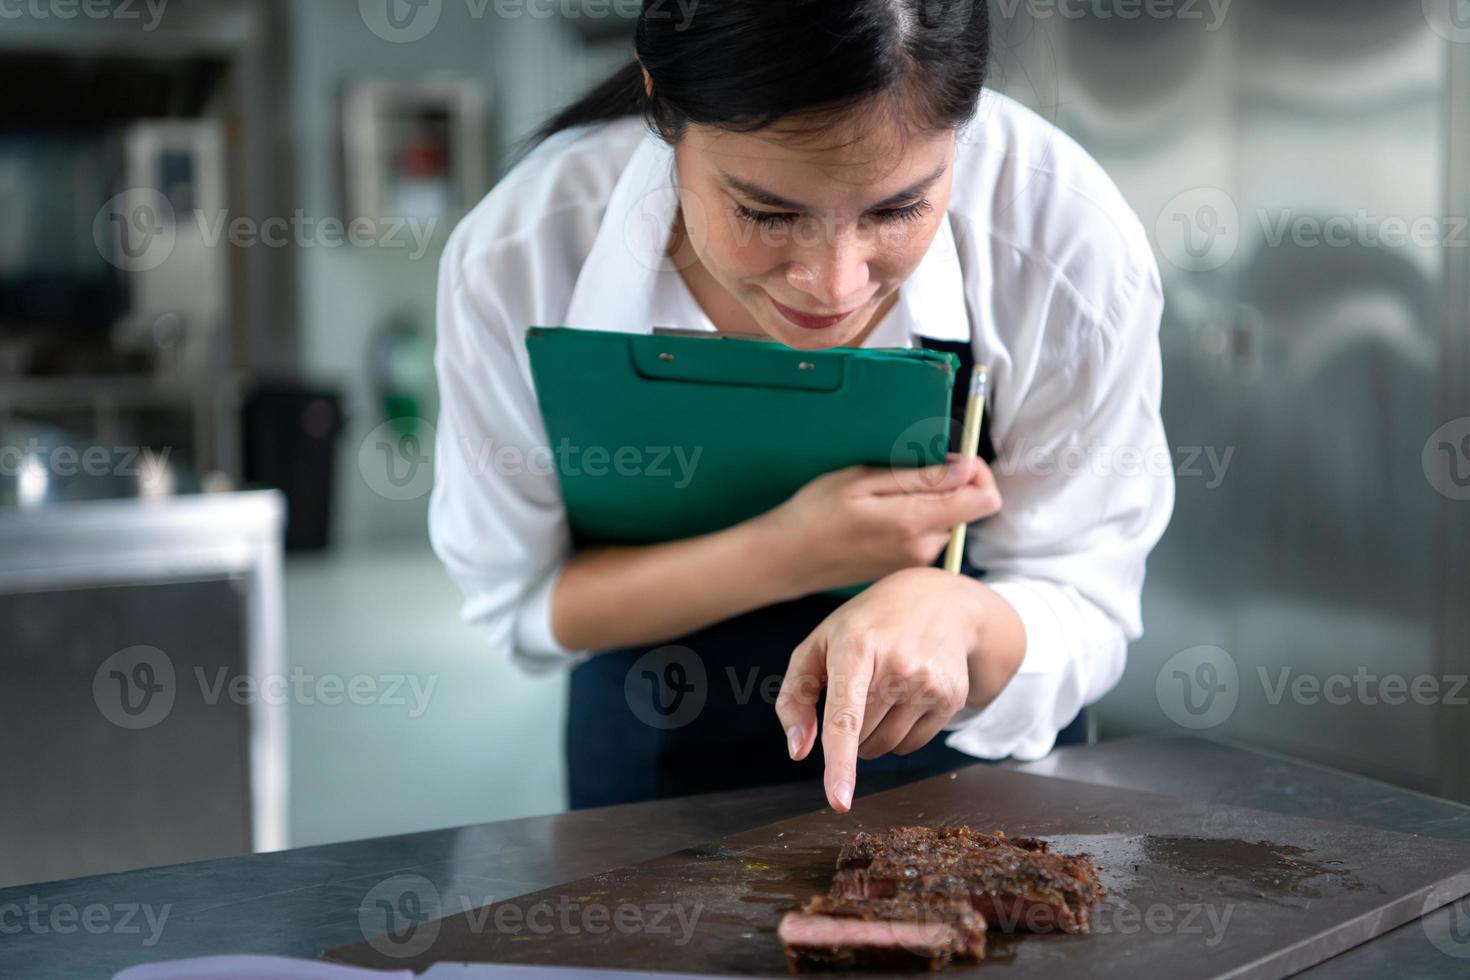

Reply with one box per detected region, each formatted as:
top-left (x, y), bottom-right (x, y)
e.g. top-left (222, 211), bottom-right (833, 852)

top-left (525, 326), bottom-right (957, 547)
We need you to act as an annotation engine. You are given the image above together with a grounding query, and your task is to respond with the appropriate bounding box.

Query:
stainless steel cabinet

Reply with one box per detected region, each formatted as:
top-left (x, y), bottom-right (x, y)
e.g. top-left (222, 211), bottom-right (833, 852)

top-left (0, 492), bottom-right (287, 886)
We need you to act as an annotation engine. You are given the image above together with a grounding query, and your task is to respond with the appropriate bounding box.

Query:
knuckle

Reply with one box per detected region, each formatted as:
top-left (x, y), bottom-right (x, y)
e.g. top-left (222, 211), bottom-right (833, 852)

top-left (826, 706), bottom-right (865, 738)
top-left (845, 626), bottom-right (882, 659)
top-left (940, 677), bottom-right (969, 712)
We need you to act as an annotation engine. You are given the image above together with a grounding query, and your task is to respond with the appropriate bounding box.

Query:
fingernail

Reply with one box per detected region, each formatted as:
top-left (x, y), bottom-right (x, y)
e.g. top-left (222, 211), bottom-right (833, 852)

top-left (833, 780), bottom-right (854, 811)
top-left (786, 725), bottom-right (802, 760)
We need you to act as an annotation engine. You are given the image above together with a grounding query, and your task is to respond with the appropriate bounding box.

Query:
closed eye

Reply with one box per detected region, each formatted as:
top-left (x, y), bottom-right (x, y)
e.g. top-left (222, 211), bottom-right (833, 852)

top-left (868, 199), bottom-right (933, 224)
top-left (733, 198), bottom-right (934, 228)
top-left (733, 204), bottom-right (800, 227)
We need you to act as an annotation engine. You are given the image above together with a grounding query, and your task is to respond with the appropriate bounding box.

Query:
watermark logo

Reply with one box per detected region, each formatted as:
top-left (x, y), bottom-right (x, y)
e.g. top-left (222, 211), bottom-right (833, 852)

top-left (93, 646), bottom-right (176, 730)
top-left (889, 416), bottom-right (955, 491)
top-left (995, 441), bottom-right (1235, 489)
top-left (624, 645), bottom-right (707, 729)
top-left (93, 649), bottom-right (438, 727)
top-left (1422, 887), bottom-right (1470, 958)
top-left (401, 428), bottom-right (704, 499)
top-left (624, 185), bottom-right (706, 274)
top-left (1155, 187), bottom-right (1240, 273)
top-left (360, 0), bottom-right (442, 42)
top-left (193, 210), bottom-right (438, 259)
top-left (1156, 645), bottom-right (1238, 730)
top-left (1423, 417), bottom-right (1470, 501)
top-left (93, 190), bottom-right (176, 273)
top-left (360, 875), bottom-right (443, 958)
top-left (360, 419), bottom-right (437, 501)
top-left (94, 191), bottom-right (438, 267)
top-left (1157, 192), bottom-right (1470, 270)
top-left (1424, 0), bottom-right (1470, 43)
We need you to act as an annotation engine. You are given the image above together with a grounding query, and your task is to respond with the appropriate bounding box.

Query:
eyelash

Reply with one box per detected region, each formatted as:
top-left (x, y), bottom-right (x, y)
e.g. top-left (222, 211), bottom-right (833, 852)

top-left (733, 199), bottom-right (933, 227)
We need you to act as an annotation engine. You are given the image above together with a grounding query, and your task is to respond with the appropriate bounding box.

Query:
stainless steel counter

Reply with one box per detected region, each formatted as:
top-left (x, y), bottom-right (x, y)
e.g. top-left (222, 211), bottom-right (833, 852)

top-left (2, 735), bottom-right (1467, 978)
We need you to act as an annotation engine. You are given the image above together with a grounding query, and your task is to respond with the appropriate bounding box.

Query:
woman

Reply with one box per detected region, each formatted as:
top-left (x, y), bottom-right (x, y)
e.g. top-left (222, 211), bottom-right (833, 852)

top-left (430, 0), bottom-right (1173, 813)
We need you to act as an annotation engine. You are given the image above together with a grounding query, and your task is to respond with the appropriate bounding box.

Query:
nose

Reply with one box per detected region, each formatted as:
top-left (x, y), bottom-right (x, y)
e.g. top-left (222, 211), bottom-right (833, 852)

top-left (786, 225), bottom-right (870, 310)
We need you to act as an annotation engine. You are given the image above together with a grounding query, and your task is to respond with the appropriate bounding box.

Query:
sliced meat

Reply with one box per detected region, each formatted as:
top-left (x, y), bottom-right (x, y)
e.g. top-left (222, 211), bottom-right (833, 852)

top-left (778, 894), bottom-right (986, 972)
top-left (828, 826), bottom-right (1104, 935)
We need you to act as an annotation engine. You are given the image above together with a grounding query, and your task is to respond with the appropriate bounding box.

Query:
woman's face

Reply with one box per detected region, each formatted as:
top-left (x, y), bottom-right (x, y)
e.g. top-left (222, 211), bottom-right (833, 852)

top-left (672, 113), bottom-right (957, 351)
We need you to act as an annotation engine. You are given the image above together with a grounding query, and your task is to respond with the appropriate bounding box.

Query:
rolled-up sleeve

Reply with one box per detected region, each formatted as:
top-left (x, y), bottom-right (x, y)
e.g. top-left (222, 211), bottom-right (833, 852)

top-left (429, 247), bottom-right (582, 673)
top-left (944, 255), bottom-right (1175, 760)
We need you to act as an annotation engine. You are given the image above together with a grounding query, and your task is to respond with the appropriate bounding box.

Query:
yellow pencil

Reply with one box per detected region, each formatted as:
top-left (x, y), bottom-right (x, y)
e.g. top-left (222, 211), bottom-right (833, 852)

top-left (943, 365), bottom-right (989, 575)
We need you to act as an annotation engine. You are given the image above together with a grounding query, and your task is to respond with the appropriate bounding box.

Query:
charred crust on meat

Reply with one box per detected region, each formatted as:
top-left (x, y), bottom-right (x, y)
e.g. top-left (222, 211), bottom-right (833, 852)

top-left (781, 825), bottom-right (1104, 972)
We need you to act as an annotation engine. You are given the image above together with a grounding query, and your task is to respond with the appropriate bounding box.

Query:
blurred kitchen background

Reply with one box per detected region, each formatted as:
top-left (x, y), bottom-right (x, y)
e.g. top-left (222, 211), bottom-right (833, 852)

top-left (2, 0), bottom-right (1467, 888)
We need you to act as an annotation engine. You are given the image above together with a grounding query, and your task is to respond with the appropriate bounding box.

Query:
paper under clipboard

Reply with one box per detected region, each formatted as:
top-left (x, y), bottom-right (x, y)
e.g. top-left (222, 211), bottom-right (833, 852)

top-left (525, 327), bottom-right (958, 546)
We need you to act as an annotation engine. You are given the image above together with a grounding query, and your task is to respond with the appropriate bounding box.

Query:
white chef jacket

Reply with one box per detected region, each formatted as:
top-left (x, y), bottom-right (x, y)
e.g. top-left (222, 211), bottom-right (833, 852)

top-left (429, 91), bottom-right (1174, 761)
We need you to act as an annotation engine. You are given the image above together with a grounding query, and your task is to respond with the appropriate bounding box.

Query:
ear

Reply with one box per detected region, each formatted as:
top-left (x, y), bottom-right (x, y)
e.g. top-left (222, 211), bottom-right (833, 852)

top-left (639, 62), bottom-right (655, 98)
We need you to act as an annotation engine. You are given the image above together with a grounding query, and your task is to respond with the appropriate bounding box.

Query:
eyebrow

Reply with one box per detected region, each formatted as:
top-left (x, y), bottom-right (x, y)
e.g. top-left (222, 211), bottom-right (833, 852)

top-left (718, 164), bottom-right (948, 213)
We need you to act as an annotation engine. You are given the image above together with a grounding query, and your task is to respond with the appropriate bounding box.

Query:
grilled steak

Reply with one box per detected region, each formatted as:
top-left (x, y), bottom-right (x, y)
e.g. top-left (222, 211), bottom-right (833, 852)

top-left (780, 826), bottom-right (1103, 972)
top-left (831, 826), bottom-right (1105, 935)
top-left (778, 893), bottom-right (987, 972)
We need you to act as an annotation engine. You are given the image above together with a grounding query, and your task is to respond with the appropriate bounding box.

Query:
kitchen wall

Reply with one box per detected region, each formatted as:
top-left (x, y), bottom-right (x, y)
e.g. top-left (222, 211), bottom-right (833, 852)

top-left (286, 2), bottom-right (625, 546)
top-left (278, 5), bottom-right (631, 843)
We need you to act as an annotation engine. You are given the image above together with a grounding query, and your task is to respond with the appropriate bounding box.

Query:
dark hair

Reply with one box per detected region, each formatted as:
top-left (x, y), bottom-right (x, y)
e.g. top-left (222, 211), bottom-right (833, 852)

top-left (533, 0), bottom-right (990, 147)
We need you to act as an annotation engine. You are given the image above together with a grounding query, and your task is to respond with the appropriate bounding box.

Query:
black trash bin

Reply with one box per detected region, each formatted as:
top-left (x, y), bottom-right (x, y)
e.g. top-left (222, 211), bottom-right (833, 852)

top-left (242, 382), bottom-right (344, 551)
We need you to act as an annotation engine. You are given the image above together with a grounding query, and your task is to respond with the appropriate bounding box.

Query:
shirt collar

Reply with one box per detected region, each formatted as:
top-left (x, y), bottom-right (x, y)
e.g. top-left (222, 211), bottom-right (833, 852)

top-left (563, 127), bottom-right (971, 347)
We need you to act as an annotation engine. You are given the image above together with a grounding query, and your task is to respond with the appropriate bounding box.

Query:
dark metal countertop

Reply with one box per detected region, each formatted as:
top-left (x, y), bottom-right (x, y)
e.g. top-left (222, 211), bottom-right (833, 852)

top-left (4, 734), bottom-right (1468, 979)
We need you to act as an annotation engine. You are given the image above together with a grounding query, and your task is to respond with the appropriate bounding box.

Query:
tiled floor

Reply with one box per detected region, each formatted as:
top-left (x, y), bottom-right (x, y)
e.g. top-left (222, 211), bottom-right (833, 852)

top-left (283, 540), bottom-right (567, 848)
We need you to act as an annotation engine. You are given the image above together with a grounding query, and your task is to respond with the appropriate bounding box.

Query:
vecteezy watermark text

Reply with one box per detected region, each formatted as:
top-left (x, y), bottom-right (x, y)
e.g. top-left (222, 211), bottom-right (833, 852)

top-left (359, 874), bottom-right (703, 960)
top-left (994, 0), bottom-right (1232, 30)
top-left (1156, 645), bottom-right (1470, 730)
top-left (624, 646), bottom-right (972, 732)
top-left (0, 0), bottom-right (168, 30)
top-left (358, 417), bottom-right (706, 502)
top-left (996, 442), bottom-right (1235, 489)
top-left (0, 442), bottom-right (171, 481)
top-left (0, 898), bottom-right (170, 947)
top-left (1156, 187), bottom-right (1470, 272)
top-left (1259, 667), bottom-right (1469, 708)
top-left (358, 0), bottom-right (696, 44)
top-left (94, 190), bottom-right (439, 272)
top-left (93, 646), bottom-right (438, 730)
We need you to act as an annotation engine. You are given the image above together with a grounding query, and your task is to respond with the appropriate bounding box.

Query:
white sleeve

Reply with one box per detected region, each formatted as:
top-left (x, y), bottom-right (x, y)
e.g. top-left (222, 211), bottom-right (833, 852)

top-left (943, 258), bottom-right (1175, 761)
top-left (428, 248), bottom-right (584, 673)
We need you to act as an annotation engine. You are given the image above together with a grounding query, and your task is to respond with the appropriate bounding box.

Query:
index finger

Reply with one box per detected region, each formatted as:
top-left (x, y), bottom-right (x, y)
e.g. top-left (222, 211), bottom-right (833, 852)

top-left (821, 635), bottom-right (877, 813)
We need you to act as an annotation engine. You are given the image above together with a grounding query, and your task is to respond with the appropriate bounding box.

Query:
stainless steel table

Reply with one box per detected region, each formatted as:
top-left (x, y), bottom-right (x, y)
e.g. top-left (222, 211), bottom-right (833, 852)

top-left (3, 735), bottom-right (1467, 978)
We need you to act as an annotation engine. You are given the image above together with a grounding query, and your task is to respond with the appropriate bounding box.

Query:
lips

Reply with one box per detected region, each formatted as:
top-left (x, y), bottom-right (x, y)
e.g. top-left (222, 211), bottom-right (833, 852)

top-left (770, 296), bottom-right (857, 331)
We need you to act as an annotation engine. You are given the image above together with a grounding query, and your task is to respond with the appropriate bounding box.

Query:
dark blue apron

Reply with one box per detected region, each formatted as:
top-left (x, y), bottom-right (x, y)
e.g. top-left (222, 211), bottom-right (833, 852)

top-left (566, 336), bottom-right (1087, 809)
